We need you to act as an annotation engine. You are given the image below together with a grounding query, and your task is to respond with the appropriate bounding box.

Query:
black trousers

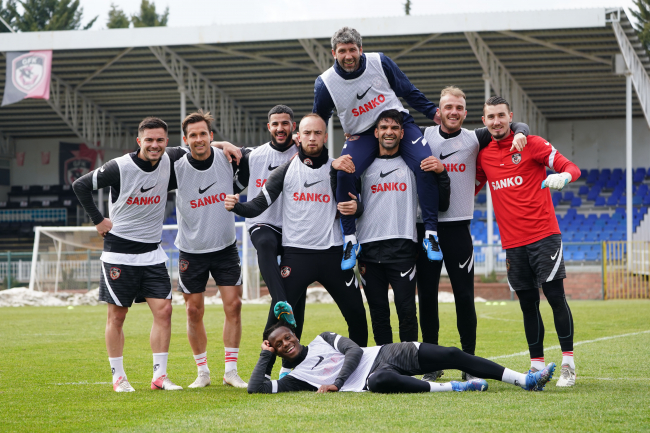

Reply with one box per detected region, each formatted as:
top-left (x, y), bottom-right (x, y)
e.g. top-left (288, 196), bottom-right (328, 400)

top-left (367, 343), bottom-right (505, 393)
top-left (281, 246), bottom-right (368, 347)
top-left (360, 260), bottom-right (418, 345)
top-left (416, 223), bottom-right (477, 354)
top-left (515, 279), bottom-right (574, 359)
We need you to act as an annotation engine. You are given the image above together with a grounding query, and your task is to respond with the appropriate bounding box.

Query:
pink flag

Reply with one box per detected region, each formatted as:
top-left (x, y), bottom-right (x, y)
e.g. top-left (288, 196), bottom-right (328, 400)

top-left (41, 151), bottom-right (50, 165)
top-left (16, 152), bottom-right (25, 166)
top-left (2, 50), bottom-right (52, 107)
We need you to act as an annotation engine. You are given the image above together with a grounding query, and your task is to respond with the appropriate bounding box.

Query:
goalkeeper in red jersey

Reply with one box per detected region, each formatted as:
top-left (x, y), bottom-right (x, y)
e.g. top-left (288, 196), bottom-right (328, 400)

top-left (475, 96), bottom-right (581, 387)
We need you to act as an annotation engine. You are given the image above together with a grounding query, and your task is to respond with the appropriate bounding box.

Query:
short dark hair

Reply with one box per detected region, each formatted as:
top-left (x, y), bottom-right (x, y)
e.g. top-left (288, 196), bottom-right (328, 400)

top-left (483, 96), bottom-right (510, 113)
top-left (268, 105), bottom-right (294, 122)
top-left (138, 117), bottom-right (168, 135)
top-left (182, 110), bottom-right (214, 137)
top-left (262, 321), bottom-right (295, 341)
top-left (375, 109), bottom-right (404, 129)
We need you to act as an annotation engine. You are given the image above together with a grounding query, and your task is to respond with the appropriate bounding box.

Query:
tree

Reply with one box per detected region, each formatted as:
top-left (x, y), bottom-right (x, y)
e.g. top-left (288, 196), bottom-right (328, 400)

top-left (131, 0), bottom-right (168, 28)
top-left (106, 3), bottom-right (129, 29)
top-left (0, 0), bottom-right (17, 32)
top-left (5, 0), bottom-right (98, 32)
top-left (404, 0), bottom-right (411, 16)
top-left (631, 0), bottom-right (650, 49)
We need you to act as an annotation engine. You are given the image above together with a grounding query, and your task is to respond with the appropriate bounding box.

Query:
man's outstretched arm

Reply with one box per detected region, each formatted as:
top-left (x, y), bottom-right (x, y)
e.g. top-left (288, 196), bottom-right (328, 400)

top-left (226, 159), bottom-right (291, 218)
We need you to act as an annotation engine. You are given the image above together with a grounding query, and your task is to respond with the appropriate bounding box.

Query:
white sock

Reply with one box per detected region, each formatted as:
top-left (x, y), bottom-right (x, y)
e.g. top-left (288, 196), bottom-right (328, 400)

top-left (109, 356), bottom-right (126, 383)
top-left (194, 352), bottom-right (209, 374)
top-left (501, 368), bottom-right (528, 387)
top-left (225, 347), bottom-right (239, 373)
top-left (344, 234), bottom-right (358, 245)
top-left (562, 351), bottom-right (575, 369)
top-left (425, 230), bottom-right (438, 239)
top-left (429, 382), bottom-right (453, 392)
top-left (530, 357), bottom-right (545, 371)
top-left (152, 352), bottom-right (168, 381)
top-left (279, 367), bottom-right (292, 376)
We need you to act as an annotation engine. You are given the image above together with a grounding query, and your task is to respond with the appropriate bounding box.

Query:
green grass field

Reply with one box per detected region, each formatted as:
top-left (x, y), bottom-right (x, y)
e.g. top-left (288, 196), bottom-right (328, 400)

top-left (1, 300), bottom-right (649, 432)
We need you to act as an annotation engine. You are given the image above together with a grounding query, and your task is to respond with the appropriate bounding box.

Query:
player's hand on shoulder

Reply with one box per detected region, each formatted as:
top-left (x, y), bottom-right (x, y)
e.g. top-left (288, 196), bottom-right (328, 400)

top-left (337, 192), bottom-right (358, 215)
top-left (510, 133), bottom-right (527, 152)
top-left (224, 194), bottom-right (240, 211)
top-left (261, 340), bottom-right (275, 353)
top-left (316, 384), bottom-right (339, 393)
top-left (332, 155), bottom-right (355, 173)
top-left (421, 155), bottom-right (444, 173)
top-left (219, 142), bottom-right (242, 164)
top-left (96, 218), bottom-right (112, 238)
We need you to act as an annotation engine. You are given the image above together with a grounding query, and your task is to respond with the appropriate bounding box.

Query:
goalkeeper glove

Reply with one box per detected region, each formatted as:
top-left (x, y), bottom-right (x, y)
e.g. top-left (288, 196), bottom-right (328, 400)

top-left (542, 172), bottom-right (572, 190)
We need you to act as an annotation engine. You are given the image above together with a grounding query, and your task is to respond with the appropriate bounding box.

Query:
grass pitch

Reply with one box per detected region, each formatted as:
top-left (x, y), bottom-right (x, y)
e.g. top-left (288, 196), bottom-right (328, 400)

top-left (1, 300), bottom-right (649, 432)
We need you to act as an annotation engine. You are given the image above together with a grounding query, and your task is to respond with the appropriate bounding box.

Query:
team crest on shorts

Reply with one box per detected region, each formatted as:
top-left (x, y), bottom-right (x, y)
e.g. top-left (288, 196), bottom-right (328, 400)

top-left (110, 267), bottom-right (121, 280)
top-left (512, 153), bottom-right (522, 165)
top-left (180, 259), bottom-right (189, 272)
top-left (281, 266), bottom-right (291, 278)
top-left (348, 135), bottom-right (360, 142)
top-left (303, 158), bottom-right (313, 166)
top-left (506, 259), bottom-right (511, 272)
top-left (359, 263), bottom-right (366, 276)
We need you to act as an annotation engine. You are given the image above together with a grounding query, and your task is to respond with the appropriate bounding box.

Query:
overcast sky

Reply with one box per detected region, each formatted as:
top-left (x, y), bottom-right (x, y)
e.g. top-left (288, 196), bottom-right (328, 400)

top-left (78, 0), bottom-right (638, 29)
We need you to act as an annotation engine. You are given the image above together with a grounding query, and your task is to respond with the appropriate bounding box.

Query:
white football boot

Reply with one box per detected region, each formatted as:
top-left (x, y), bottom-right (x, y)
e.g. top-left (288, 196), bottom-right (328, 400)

top-left (223, 370), bottom-right (248, 388)
top-left (113, 376), bottom-right (135, 392)
top-left (188, 371), bottom-right (211, 388)
top-left (556, 364), bottom-right (576, 387)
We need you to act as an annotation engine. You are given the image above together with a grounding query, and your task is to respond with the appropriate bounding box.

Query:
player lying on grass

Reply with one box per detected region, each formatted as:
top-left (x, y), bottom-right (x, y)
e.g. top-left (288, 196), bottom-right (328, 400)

top-left (247, 322), bottom-right (555, 394)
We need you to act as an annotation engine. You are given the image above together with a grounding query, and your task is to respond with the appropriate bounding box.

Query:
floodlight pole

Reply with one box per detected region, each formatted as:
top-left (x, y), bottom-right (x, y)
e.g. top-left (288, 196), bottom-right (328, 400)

top-left (29, 227), bottom-right (40, 291)
top-left (179, 86), bottom-right (187, 146)
top-left (625, 72), bottom-right (633, 271)
top-left (484, 75), bottom-right (494, 276)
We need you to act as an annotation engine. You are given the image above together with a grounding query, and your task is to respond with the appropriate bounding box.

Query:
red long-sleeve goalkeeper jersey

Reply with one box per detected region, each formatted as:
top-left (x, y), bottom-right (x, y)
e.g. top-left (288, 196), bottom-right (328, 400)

top-left (475, 132), bottom-right (581, 249)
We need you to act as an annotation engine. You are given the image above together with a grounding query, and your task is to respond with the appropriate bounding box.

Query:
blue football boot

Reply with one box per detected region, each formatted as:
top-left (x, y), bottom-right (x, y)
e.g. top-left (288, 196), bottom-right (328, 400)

top-left (341, 241), bottom-right (361, 271)
top-left (423, 234), bottom-right (443, 261)
top-left (522, 363), bottom-right (556, 391)
top-left (451, 379), bottom-right (489, 392)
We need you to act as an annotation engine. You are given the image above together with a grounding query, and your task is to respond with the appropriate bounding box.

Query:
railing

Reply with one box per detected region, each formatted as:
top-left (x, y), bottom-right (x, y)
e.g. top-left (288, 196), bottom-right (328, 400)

top-left (603, 240), bottom-right (650, 299)
top-left (0, 208), bottom-right (67, 222)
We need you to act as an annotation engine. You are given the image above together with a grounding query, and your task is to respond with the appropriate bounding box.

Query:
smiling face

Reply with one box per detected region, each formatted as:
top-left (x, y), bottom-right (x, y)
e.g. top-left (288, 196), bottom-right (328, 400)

top-left (136, 127), bottom-right (168, 165)
top-left (439, 94), bottom-right (467, 134)
top-left (268, 327), bottom-right (302, 360)
top-left (268, 113), bottom-right (295, 148)
top-left (183, 120), bottom-right (214, 161)
top-left (482, 104), bottom-right (513, 141)
top-left (332, 42), bottom-right (363, 73)
top-left (298, 115), bottom-right (327, 157)
top-left (375, 118), bottom-right (404, 155)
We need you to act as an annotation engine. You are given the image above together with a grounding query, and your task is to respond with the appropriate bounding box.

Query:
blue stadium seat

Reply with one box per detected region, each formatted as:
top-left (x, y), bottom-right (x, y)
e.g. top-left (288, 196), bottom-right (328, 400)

top-left (572, 251), bottom-right (586, 261)
top-left (580, 169), bottom-right (589, 180)
top-left (476, 194), bottom-right (486, 204)
top-left (645, 195), bottom-right (650, 206)
top-left (618, 195), bottom-right (628, 206)
top-left (637, 184), bottom-right (648, 197)
top-left (606, 195), bottom-right (619, 206)
top-left (473, 210), bottom-right (483, 219)
top-left (552, 195), bottom-right (561, 207)
top-left (585, 250), bottom-right (600, 261)
top-left (594, 196), bottom-right (606, 207)
top-left (565, 208), bottom-right (577, 220)
top-left (633, 195), bottom-right (643, 205)
top-left (564, 191), bottom-right (575, 202)
top-left (578, 185), bottom-right (589, 195)
top-left (614, 207), bottom-right (626, 218)
top-left (552, 191), bottom-right (562, 202)
top-left (601, 168), bottom-right (612, 178)
top-left (584, 231), bottom-right (599, 242)
top-left (586, 214), bottom-right (597, 223)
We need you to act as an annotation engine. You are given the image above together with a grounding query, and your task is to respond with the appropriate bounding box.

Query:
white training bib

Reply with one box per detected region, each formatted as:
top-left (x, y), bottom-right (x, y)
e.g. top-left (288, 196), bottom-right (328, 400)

top-left (245, 142), bottom-right (297, 230)
top-left (109, 153), bottom-right (170, 244)
top-left (320, 53), bottom-right (407, 135)
top-left (174, 148), bottom-right (236, 253)
top-left (420, 126), bottom-right (480, 222)
top-left (357, 156), bottom-right (417, 244)
top-left (281, 157), bottom-right (342, 249)
top-left (287, 335), bottom-right (382, 392)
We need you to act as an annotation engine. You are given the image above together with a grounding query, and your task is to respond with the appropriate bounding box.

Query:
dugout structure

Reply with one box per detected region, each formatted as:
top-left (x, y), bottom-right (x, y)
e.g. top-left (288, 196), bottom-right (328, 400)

top-left (1, 6), bottom-right (649, 282)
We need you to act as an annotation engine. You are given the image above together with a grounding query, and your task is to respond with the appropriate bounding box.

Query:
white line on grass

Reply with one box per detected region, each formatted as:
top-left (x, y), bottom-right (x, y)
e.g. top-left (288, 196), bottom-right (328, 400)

top-left (479, 313), bottom-right (520, 322)
top-left (489, 330), bottom-right (650, 360)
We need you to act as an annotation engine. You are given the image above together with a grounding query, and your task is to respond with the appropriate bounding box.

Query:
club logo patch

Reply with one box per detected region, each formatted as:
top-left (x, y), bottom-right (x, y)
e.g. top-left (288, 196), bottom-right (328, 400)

top-left (303, 158), bottom-right (313, 166)
top-left (281, 266), bottom-right (291, 278)
top-left (348, 135), bottom-right (360, 142)
top-left (180, 259), bottom-right (189, 272)
top-left (110, 267), bottom-right (121, 280)
top-left (506, 259), bottom-right (511, 272)
top-left (512, 153), bottom-right (522, 165)
top-left (359, 263), bottom-right (366, 276)
top-left (12, 52), bottom-right (47, 93)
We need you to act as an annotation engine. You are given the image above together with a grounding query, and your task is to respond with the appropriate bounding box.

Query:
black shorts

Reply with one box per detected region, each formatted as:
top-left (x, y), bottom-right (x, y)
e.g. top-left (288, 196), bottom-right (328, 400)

top-left (99, 262), bottom-right (172, 308)
top-left (506, 234), bottom-right (566, 291)
top-left (369, 342), bottom-right (421, 377)
top-left (177, 242), bottom-right (242, 294)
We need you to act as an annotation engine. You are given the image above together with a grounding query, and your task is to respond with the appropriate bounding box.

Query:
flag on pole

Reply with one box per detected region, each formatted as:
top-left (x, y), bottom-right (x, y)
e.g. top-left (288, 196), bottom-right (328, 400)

top-left (2, 50), bottom-right (52, 107)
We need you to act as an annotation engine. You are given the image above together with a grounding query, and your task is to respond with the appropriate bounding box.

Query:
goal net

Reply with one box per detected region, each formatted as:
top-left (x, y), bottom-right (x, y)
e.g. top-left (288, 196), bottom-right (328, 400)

top-left (27, 223), bottom-right (260, 299)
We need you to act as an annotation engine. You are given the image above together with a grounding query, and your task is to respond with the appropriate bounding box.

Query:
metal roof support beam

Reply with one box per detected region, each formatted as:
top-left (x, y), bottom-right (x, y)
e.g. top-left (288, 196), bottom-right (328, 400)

top-left (298, 39), bottom-right (331, 73)
top-left (149, 45), bottom-right (264, 145)
top-left (0, 129), bottom-right (14, 158)
top-left (75, 47), bottom-right (133, 91)
top-left (196, 44), bottom-right (319, 74)
top-left (498, 30), bottom-right (611, 66)
top-left (46, 74), bottom-right (133, 149)
top-left (465, 31), bottom-right (547, 136)
top-left (393, 33), bottom-right (440, 60)
top-left (611, 16), bottom-right (650, 127)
